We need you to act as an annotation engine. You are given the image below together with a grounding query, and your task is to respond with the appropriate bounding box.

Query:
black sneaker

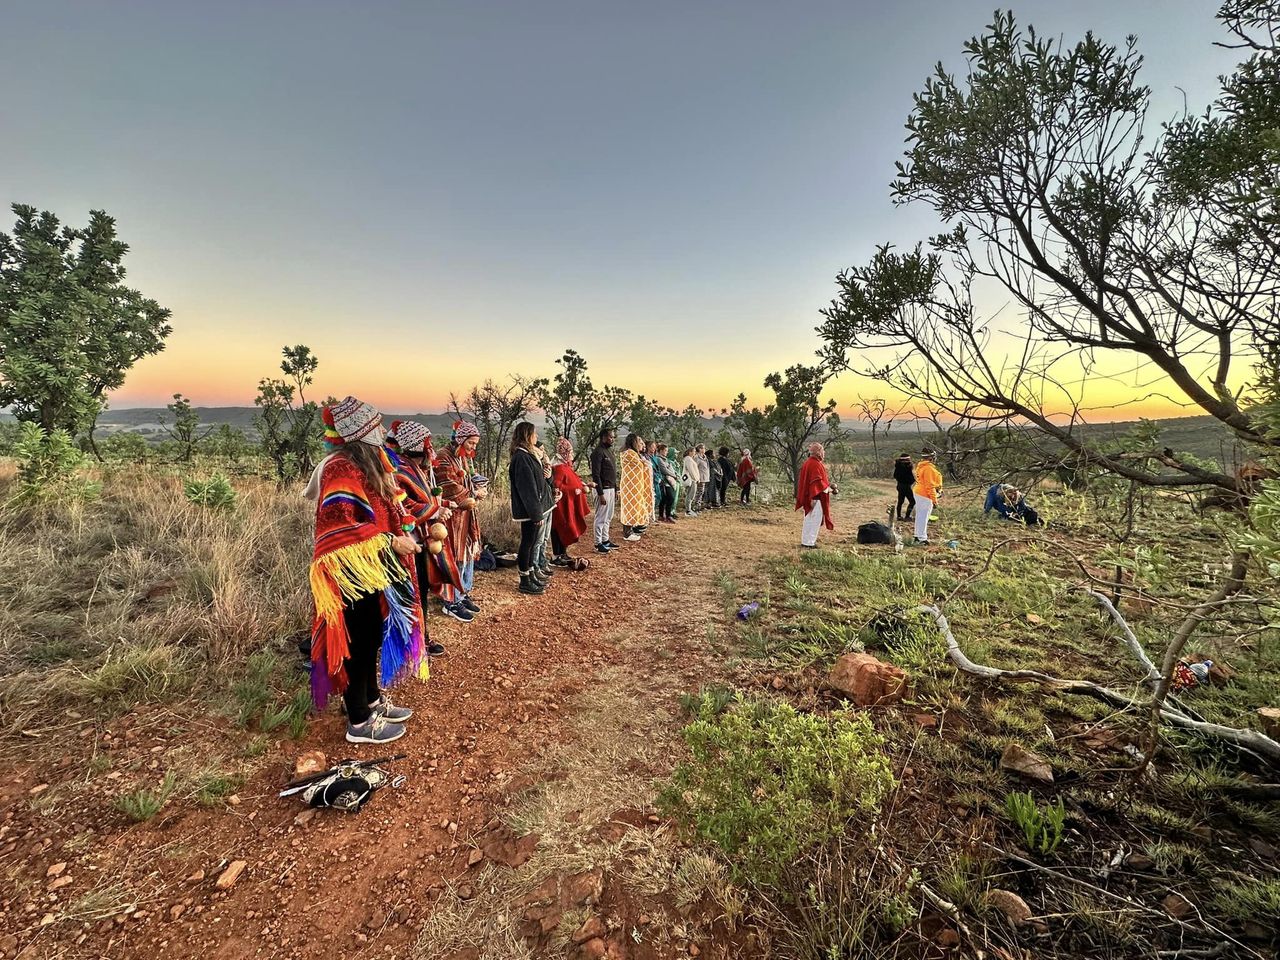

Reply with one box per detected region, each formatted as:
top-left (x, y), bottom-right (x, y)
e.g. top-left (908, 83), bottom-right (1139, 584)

top-left (427, 641), bottom-right (446, 656)
top-left (596, 544), bottom-right (610, 554)
top-left (603, 540), bottom-right (620, 550)
top-left (442, 602), bottom-right (474, 623)
top-left (460, 596), bottom-right (480, 613)
top-left (551, 554), bottom-right (572, 567)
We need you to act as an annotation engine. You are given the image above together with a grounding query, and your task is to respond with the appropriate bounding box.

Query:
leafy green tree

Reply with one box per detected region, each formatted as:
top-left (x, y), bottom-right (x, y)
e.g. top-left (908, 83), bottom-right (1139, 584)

top-left (206, 424), bottom-right (252, 464)
top-left (159, 393), bottom-right (210, 463)
top-left (254, 345), bottom-right (322, 482)
top-left (575, 384), bottom-right (634, 457)
top-left (819, 9), bottom-right (1277, 498)
top-left (726, 365), bottom-right (841, 487)
top-left (0, 204), bottom-right (171, 434)
top-left (101, 430), bottom-right (151, 464)
top-left (538, 349), bottom-right (594, 454)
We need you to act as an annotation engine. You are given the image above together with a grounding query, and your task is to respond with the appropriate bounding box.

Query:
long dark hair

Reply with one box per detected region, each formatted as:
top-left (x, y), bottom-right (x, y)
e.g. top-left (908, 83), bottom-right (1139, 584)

top-left (511, 421), bottom-right (537, 457)
top-left (624, 433), bottom-right (643, 453)
top-left (340, 441), bottom-right (397, 500)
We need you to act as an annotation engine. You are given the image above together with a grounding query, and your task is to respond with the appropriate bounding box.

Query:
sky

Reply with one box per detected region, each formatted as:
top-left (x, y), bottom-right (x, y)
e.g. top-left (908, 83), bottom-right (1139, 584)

top-left (0, 1), bottom-right (1239, 418)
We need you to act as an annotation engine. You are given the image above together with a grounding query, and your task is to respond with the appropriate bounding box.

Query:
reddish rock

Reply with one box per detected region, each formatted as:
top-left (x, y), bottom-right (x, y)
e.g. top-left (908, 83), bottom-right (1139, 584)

top-left (910, 713), bottom-right (938, 729)
top-left (987, 889), bottom-right (1033, 925)
top-left (1258, 707), bottom-right (1280, 740)
top-left (1163, 891), bottom-right (1195, 920)
top-left (561, 868), bottom-right (604, 907)
top-left (578, 938), bottom-right (607, 959)
top-left (573, 916), bottom-right (606, 944)
top-left (215, 861), bottom-right (247, 890)
top-left (827, 653), bottom-right (910, 706)
top-left (293, 751), bottom-right (327, 777)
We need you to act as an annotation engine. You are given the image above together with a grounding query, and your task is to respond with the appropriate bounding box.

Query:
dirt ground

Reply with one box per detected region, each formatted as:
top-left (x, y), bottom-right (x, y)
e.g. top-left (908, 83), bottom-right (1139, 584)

top-left (0, 483), bottom-right (893, 960)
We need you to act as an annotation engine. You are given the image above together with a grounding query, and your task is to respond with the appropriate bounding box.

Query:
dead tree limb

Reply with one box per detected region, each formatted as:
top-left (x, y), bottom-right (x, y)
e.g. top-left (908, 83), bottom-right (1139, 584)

top-left (915, 604), bottom-right (1280, 767)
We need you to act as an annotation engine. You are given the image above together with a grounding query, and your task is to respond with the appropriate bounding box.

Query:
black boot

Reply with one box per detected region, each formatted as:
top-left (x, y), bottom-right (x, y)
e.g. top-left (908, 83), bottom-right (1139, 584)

top-left (519, 573), bottom-right (544, 595)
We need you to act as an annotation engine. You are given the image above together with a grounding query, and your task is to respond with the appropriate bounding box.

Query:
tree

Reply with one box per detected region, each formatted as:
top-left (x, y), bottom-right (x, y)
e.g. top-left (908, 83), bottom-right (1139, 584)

top-left (725, 364), bottom-right (842, 488)
top-left (159, 393), bottom-right (210, 463)
top-left (254, 345), bottom-right (322, 482)
top-left (574, 385), bottom-right (634, 459)
top-left (854, 396), bottom-right (888, 464)
top-left (449, 375), bottom-right (546, 483)
top-left (0, 204), bottom-right (171, 435)
top-left (819, 10), bottom-right (1278, 500)
top-left (538, 349), bottom-right (594, 454)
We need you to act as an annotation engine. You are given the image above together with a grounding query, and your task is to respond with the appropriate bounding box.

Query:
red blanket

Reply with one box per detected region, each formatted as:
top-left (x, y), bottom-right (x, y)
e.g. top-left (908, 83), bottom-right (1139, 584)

top-left (795, 456), bottom-right (834, 529)
top-left (551, 462), bottom-right (590, 547)
top-left (736, 458), bottom-right (758, 486)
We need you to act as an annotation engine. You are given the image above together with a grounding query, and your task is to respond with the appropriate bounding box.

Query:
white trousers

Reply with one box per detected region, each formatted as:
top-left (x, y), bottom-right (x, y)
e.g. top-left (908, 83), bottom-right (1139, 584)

top-left (594, 488), bottom-right (615, 544)
top-left (800, 501), bottom-right (824, 546)
top-left (914, 494), bottom-right (933, 541)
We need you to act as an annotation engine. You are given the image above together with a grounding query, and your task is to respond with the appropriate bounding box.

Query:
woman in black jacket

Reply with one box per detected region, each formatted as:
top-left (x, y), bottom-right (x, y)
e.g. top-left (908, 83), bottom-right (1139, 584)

top-left (509, 422), bottom-right (555, 595)
top-left (717, 447), bottom-right (734, 506)
top-left (893, 453), bottom-right (915, 521)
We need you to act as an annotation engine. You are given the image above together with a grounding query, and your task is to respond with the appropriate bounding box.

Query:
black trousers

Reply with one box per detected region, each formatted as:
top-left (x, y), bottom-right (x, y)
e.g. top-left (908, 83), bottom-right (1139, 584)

top-left (341, 591), bottom-right (383, 724)
top-left (740, 481), bottom-right (753, 503)
top-left (659, 485), bottom-right (676, 519)
top-left (517, 519), bottom-right (541, 572)
top-left (896, 482), bottom-right (914, 518)
top-left (551, 528), bottom-right (567, 556)
top-left (719, 476), bottom-right (731, 505)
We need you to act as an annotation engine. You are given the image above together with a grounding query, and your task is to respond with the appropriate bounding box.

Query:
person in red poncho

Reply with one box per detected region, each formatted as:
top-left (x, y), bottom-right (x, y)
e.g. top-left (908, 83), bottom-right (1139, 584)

top-left (736, 448), bottom-right (759, 505)
top-left (796, 441), bottom-right (836, 548)
top-left (550, 436), bottom-right (591, 565)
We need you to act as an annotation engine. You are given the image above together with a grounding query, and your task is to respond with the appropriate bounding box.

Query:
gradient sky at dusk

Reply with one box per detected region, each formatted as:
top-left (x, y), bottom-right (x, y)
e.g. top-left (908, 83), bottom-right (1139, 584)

top-left (1, 1), bottom-right (1237, 417)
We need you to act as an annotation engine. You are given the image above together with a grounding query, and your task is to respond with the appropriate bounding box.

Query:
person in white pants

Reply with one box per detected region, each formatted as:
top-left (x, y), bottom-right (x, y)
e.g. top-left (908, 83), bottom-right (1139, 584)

top-left (801, 499), bottom-right (825, 547)
top-left (594, 488), bottom-right (615, 545)
top-left (796, 441), bottom-right (835, 547)
top-left (911, 449), bottom-right (943, 544)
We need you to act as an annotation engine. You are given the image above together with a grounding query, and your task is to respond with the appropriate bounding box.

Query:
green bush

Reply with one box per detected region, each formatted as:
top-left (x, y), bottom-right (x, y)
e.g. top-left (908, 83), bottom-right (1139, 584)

top-left (184, 472), bottom-right (236, 509)
top-left (12, 422), bottom-right (100, 503)
top-left (660, 694), bottom-right (896, 887)
top-left (1005, 790), bottom-right (1066, 855)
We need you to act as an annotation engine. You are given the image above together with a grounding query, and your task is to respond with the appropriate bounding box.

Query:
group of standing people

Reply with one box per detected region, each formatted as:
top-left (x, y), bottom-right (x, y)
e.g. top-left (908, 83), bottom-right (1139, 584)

top-left (304, 396), bottom-right (762, 745)
top-left (305, 397), bottom-right (492, 745)
top-left (589, 431), bottom-right (759, 545)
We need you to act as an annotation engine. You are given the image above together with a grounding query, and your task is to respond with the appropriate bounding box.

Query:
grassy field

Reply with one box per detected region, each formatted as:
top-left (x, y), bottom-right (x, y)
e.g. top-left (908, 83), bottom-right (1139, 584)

top-left (685, 487), bottom-right (1280, 957)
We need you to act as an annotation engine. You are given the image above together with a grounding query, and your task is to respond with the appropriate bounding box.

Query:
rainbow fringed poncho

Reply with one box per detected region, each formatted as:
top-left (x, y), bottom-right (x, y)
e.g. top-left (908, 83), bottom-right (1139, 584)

top-left (309, 454), bottom-right (425, 707)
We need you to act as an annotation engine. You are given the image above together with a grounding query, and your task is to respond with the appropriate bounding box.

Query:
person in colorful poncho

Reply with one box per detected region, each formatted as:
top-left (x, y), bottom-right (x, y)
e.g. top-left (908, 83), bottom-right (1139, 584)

top-left (387, 419), bottom-right (455, 653)
top-left (434, 420), bottom-right (486, 620)
top-left (550, 436), bottom-right (591, 563)
top-left (308, 397), bottom-right (423, 745)
top-left (618, 433), bottom-right (651, 541)
top-left (796, 441), bottom-right (836, 548)
top-left (736, 449), bottom-right (758, 504)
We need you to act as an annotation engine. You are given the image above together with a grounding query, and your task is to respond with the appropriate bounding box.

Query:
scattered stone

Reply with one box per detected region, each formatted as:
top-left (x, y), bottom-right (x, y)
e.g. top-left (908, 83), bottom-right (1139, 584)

top-left (39, 913), bottom-right (56, 927)
top-left (910, 713), bottom-right (938, 730)
top-left (294, 751), bottom-right (327, 777)
top-left (999, 743), bottom-right (1054, 783)
top-left (561, 868), bottom-right (604, 907)
top-left (986, 889), bottom-right (1033, 925)
top-left (226, 794), bottom-right (241, 806)
top-left (935, 927), bottom-right (961, 948)
top-left (573, 916), bottom-right (606, 944)
top-left (1163, 891), bottom-right (1195, 920)
top-left (770, 676), bottom-right (786, 690)
top-left (186, 870), bottom-right (206, 883)
top-left (29, 784), bottom-right (49, 796)
top-left (578, 938), bottom-right (607, 960)
top-left (46, 862), bottom-right (67, 878)
top-left (170, 904), bottom-right (186, 921)
top-left (689, 945), bottom-right (700, 957)
top-left (466, 849), bottom-right (483, 867)
top-left (215, 861), bottom-right (247, 890)
top-left (1025, 613), bottom-right (1044, 626)
top-left (47, 876), bottom-right (73, 891)
top-left (827, 653), bottom-right (910, 707)
top-left (1124, 852), bottom-right (1155, 871)
top-left (293, 809), bottom-right (317, 827)
top-left (456, 884), bottom-right (475, 901)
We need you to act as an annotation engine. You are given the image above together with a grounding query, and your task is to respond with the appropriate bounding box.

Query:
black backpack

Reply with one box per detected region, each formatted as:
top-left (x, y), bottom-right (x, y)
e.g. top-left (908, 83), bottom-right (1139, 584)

top-left (856, 521), bottom-right (895, 545)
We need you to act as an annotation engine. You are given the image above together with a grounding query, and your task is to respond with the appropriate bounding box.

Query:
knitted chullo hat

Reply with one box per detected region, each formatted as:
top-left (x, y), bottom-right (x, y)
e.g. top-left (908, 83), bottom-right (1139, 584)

top-left (556, 436), bottom-right (573, 462)
top-left (451, 419), bottom-right (480, 442)
top-left (323, 396), bottom-right (385, 447)
top-left (389, 419), bottom-right (432, 454)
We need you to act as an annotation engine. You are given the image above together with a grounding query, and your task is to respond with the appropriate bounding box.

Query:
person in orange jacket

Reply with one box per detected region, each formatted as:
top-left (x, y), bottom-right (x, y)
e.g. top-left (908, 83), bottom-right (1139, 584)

top-left (911, 449), bottom-right (943, 545)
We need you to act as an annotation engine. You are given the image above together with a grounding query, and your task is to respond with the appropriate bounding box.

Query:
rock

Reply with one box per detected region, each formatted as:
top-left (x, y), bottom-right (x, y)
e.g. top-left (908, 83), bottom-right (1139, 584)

top-left (910, 713), bottom-right (938, 730)
top-left (186, 870), bottom-right (205, 883)
top-left (46, 862), bottom-right (67, 878)
top-left (935, 927), bottom-right (961, 948)
top-left (29, 784), bottom-right (49, 796)
top-left (170, 904), bottom-right (186, 921)
top-left (689, 945), bottom-right (700, 957)
top-left (1124, 852), bottom-right (1155, 871)
top-left (47, 876), bottom-right (72, 891)
top-left (573, 916), bottom-right (606, 944)
top-left (1025, 613), bottom-right (1044, 626)
top-left (1207, 662), bottom-right (1234, 687)
top-left (770, 676), bottom-right (786, 690)
top-left (827, 653), bottom-right (911, 707)
top-left (293, 751), bottom-right (327, 777)
top-left (986, 889), bottom-right (1033, 925)
top-left (578, 938), bottom-right (607, 959)
top-left (1258, 706), bottom-right (1280, 740)
top-left (215, 861), bottom-right (247, 890)
top-left (456, 884), bottom-right (475, 901)
top-left (293, 809), bottom-right (317, 827)
top-left (999, 743), bottom-right (1054, 783)
top-left (39, 913), bottom-right (56, 926)
top-left (561, 868), bottom-right (604, 907)
top-left (482, 831), bottom-right (539, 867)
top-left (1163, 891), bottom-right (1195, 920)
top-left (466, 849), bottom-right (483, 867)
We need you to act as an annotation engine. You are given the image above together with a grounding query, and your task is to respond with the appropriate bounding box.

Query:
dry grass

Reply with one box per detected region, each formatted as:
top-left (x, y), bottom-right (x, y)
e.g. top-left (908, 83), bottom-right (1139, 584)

top-left (0, 463), bottom-right (312, 737)
top-left (472, 491), bottom-right (520, 554)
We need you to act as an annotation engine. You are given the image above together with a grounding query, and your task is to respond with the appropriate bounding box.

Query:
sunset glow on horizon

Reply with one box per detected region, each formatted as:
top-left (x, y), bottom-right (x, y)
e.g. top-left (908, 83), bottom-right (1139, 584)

top-left (3, 1), bottom-right (1236, 426)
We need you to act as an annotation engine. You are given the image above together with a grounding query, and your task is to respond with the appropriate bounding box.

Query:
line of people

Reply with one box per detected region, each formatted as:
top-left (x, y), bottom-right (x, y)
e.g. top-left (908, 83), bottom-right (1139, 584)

top-left (304, 397), bottom-right (762, 745)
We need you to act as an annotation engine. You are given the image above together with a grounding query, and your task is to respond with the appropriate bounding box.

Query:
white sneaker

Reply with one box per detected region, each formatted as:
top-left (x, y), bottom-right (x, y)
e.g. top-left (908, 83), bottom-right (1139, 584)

top-left (624, 533), bottom-right (642, 542)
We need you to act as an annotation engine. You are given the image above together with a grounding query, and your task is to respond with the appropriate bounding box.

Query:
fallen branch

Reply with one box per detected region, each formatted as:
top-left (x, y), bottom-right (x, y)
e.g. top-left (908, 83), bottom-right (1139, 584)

top-left (916, 604), bottom-right (1280, 767)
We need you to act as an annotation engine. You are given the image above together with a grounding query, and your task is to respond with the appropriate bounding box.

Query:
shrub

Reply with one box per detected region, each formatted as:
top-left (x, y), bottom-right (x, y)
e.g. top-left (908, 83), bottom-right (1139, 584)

top-left (12, 422), bottom-right (99, 503)
top-left (660, 695), bottom-right (896, 887)
top-left (1005, 790), bottom-right (1066, 855)
top-left (112, 774), bottom-right (177, 822)
top-left (184, 472), bottom-right (237, 509)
